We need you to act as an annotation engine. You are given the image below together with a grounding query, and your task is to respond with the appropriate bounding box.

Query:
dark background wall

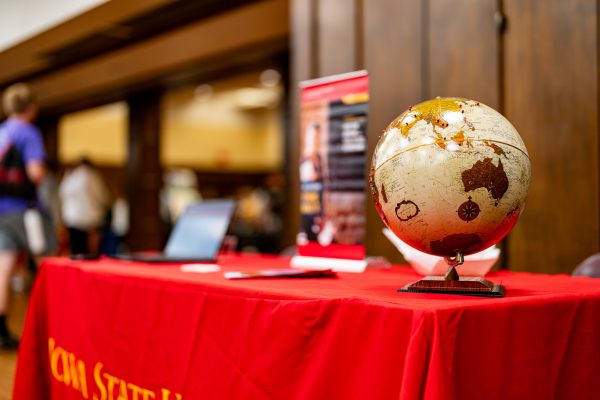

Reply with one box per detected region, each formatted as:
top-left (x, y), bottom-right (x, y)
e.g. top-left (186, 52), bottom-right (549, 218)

top-left (290, 0), bottom-right (599, 273)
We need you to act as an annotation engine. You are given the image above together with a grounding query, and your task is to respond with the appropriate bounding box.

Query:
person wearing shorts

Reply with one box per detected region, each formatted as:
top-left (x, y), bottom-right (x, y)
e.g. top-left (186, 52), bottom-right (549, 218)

top-left (0, 83), bottom-right (54, 349)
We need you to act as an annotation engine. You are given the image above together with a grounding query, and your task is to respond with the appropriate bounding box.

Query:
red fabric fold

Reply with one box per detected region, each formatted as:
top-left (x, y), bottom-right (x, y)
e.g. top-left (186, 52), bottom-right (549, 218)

top-left (13, 255), bottom-right (600, 399)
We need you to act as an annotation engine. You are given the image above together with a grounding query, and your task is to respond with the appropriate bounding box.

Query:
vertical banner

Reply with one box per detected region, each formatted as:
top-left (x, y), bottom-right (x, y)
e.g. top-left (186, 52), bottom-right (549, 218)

top-left (297, 71), bottom-right (368, 261)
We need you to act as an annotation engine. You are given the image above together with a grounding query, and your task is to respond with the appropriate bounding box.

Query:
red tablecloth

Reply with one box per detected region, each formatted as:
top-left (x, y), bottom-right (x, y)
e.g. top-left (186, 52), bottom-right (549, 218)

top-left (13, 254), bottom-right (600, 400)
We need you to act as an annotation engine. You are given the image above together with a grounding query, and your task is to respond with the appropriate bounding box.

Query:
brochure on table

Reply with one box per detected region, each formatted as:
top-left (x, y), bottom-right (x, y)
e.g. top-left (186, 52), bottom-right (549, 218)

top-left (292, 70), bottom-right (369, 273)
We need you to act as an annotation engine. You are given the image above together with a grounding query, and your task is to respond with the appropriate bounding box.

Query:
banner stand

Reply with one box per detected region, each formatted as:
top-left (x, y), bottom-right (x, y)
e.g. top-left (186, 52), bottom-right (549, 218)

top-left (297, 70), bottom-right (370, 271)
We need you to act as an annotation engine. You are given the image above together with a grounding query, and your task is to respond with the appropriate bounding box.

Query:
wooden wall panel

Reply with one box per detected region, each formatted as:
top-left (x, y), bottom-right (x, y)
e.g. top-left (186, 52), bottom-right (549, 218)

top-left (504, 0), bottom-right (599, 273)
top-left (126, 93), bottom-right (164, 251)
top-left (317, 0), bottom-right (359, 75)
top-left (289, 0), bottom-right (600, 271)
top-left (364, 0), bottom-right (424, 261)
top-left (37, 116), bottom-right (59, 166)
top-left (287, 0), bottom-right (364, 248)
top-left (428, 0), bottom-right (500, 109)
top-left (285, 0), bottom-right (319, 247)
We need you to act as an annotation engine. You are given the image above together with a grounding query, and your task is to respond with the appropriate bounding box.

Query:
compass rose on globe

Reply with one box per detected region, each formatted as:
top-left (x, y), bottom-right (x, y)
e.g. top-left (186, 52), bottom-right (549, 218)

top-left (369, 97), bottom-right (531, 296)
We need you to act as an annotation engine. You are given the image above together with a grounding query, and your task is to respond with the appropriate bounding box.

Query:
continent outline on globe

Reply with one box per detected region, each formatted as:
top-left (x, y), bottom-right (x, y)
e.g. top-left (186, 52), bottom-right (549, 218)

top-left (370, 97), bottom-right (531, 257)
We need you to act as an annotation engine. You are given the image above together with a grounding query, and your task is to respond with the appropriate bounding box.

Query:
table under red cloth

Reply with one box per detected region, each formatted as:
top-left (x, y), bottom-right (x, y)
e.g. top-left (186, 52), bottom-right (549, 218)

top-left (12, 254), bottom-right (600, 400)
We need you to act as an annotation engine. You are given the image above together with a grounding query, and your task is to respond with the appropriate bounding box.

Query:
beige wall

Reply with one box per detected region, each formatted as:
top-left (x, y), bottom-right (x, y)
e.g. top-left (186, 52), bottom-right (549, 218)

top-left (57, 72), bottom-right (284, 173)
top-left (58, 102), bottom-right (128, 166)
top-left (160, 75), bottom-right (283, 172)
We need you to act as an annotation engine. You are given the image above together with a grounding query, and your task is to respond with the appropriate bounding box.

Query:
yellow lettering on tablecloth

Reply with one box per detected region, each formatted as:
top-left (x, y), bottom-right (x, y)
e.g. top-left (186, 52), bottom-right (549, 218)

top-left (161, 388), bottom-right (183, 400)
top-left (117, 379), bottom-right (129, 400)
top-left (93, 362), bottom-right (107, 400)
top-left (48, 338), bottom-right (89, 398)
top-left (127, 383), bottom-right (144, 400)
top-left (103, 371), bottom-right (119, 400)
top-left (48, 338), bottom-right (183, 400)
top-left (48, 338), bottom-right (64, 383)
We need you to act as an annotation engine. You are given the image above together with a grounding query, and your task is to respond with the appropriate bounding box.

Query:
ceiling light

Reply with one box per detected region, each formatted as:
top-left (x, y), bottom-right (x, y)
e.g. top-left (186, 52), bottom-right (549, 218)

top-left (260, 69), bottom-right (281, 88)
top-left (194, 84), bottom-right (213, 101)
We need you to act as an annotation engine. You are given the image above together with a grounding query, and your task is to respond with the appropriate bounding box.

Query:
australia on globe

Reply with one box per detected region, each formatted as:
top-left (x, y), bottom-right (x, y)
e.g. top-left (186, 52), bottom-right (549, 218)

top-left (370, 97), bottom-right (531, 258)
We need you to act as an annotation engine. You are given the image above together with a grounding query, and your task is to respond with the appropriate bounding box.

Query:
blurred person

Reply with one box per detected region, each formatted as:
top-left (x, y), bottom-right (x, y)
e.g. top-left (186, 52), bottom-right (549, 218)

top-left (38, 159), bottom-right (68, 255)
top-left (160, 168), bottom-right (201, 226)
top-left (0, 83), bottom-right (54, 349)
top-left (59, 157), bottom-right (109, 255)
top-left (38, 159), bottom-right (62, 233)
top-left (233, 184), bottom-right (281, 253)
top-left (98, 196), bottom-right (129, 255)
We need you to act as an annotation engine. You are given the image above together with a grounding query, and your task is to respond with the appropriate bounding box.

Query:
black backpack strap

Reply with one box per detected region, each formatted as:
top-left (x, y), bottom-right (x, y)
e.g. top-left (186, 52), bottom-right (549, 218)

top-left (0, 139), bottom-right (37, 200)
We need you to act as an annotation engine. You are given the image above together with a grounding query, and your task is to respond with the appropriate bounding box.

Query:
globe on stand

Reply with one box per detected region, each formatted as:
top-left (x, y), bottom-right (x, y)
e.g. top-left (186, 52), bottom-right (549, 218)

top-left (369, 98), bottom-right (531, 297)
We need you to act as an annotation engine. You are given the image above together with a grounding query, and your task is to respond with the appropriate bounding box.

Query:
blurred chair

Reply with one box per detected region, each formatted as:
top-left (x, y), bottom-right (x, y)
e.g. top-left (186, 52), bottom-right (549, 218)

top-left (572, 254), bottom-right (600, 278)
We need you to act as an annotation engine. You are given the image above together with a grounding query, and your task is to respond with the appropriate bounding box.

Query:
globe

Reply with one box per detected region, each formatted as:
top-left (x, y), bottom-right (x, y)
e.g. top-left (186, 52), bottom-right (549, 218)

top-left (370, 97), bottom-right (531, 258)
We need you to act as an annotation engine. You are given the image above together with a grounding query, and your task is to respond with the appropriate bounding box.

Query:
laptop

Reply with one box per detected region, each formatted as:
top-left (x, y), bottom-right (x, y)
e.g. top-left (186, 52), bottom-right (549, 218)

top-left (113, 199), bottom-right (236, 263)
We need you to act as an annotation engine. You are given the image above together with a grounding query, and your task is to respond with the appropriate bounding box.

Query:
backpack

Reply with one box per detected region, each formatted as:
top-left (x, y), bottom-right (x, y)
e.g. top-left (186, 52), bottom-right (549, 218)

top-left (0, 127), bottom-right (36, 200)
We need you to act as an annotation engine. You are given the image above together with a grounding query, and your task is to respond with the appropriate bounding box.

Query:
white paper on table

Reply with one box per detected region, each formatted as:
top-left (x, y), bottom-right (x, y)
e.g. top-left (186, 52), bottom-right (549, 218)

top-left (382, 228), bottom-right (500, 276)
top-left (180, 264), bottom-right (221, 273)
top-left (291, 255), bottom-right (367, 273)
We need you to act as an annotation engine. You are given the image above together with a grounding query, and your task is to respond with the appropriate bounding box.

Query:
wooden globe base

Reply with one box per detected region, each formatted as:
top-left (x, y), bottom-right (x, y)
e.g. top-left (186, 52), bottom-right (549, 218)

top-left (398, 252), bottom-right (505, 298)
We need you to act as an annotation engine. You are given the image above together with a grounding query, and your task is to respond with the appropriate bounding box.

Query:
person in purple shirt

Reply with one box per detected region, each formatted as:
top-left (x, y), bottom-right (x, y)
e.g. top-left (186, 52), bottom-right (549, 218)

top-left (0, 83), bottom-right (49, 349)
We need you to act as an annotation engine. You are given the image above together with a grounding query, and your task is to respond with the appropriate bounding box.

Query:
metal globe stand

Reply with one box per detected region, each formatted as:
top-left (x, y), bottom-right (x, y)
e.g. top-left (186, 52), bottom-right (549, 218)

top-left (398, 251), bottom-right (505, 297)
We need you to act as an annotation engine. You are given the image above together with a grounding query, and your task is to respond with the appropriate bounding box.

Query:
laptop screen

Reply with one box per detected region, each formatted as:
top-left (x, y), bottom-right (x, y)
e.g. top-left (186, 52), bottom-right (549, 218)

top-left (164, 200), bottom-right (236, 259)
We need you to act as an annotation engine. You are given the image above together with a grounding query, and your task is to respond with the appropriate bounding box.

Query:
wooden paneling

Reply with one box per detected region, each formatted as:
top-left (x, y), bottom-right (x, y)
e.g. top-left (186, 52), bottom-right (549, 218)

top-left (364, 0), bottom-right (424, 261)
top-left (285, 0), bottom-right (318, 247)
top-left (317, 0), bottom-right (359, 75)
top-left (28, 0), bottom-right (289, 110)
top-left (37, 116), bottom-right (59, 165)
top-left (428, 0), bottom-right (500, 109)
top-left (291, 0), bottom-right (317, 82)
top-left (126, 93), bottom-right (164, 251)
top-left (288, 0), bottom-right (364, 249)
top-left (504, 0), bottom-right (598, 273)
